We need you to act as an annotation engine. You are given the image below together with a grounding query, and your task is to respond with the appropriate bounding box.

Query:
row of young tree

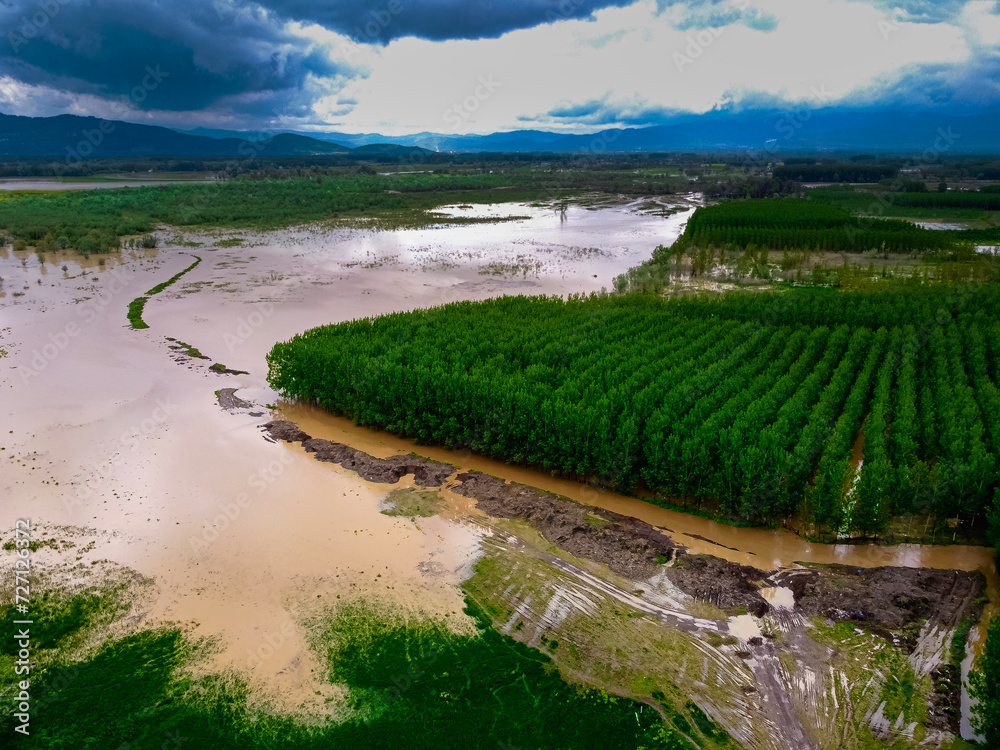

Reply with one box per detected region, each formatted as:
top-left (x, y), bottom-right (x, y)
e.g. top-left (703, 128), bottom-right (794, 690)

top-left (679, 198), bottom-right (961, 253)
top-left (890, 192), bottom-right (1000, 210)
top-left (268, 291), bottom-right (1000, 538)
top-left (773, 164), bottom-right (897, 183)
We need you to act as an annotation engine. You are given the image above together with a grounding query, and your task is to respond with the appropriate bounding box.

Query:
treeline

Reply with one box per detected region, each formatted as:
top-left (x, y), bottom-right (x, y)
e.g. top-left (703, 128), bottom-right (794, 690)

top-left (0, 174), bottom-right (533, 253)
top-left (267, 290), bottom-right (1000, 538)
top-left (773, 164), bottom-right (897, 183)
top-left (702, 175), bottom-right (802, 199)
top-left (953, 227), bottom-right (1000, 244)
top-left (678, 198), bottom-right (959, 253)
top-left (889, 192), bottom-right (1000, 210)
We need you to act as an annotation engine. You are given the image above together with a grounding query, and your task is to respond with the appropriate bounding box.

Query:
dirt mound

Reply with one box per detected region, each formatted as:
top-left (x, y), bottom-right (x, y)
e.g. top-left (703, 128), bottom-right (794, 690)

top-left (262, 418), bottom-right (987, 642)
top-left (217, 388), bottom-right (253, 411)
top-left (775, 563), bottom-right (985, 631)
top-left (451, 471), bottom-right (680, 579)
top-left (665, 554), bottom-right (771, 615)
top-left (262, 421), bottom-right (454, 486)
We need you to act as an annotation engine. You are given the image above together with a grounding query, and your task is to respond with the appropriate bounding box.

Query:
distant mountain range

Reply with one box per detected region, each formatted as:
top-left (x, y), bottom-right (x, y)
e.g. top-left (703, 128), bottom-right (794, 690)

top-left (0, 113), bottom-right (432, 159)
top-left (0, 108), bottom-right (997, 159)
top-left (179, 109), bottom-right (1000, 154)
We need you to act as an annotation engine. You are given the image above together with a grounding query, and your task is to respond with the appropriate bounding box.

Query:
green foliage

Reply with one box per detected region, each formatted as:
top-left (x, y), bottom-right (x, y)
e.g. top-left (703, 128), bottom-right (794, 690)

top-left (969, 615), bottom-right (1000, 746)
top-left (267, 288), bottom-right (1000, 531)
top-left (890, 192), bottom-right (1000, 210)
top-left (774, 163), bottom-right (896, 183)
top-left (0, 593), bottom-right (101, 654)
top-left (684, 700), bottom-right (733, 744)
top-left (0, 174), bottom-right (549, 253)
top-left (145, 255), bottom-right (201, 295)
top-left (951, 618), bottom-right (973, 668)
top-left (988, 488), bottom-right (1000, 556)
top-left (127, 254), bottom-right (201, 329)
top-left (678, 198), bottom-right (959, 254)
top-left (1, 600), bottom-right (695, 750)
top-left (126, 296), bottom-right (149, 329)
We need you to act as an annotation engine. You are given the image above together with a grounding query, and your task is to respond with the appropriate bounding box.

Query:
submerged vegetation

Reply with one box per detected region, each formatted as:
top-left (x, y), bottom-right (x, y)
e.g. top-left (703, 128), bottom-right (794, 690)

top-left (268, 288), bottom-right (1000, 540)
top-left (1, 596), bottom-right (693, 749)
top-left (127, 254), bottom-right (201, 329)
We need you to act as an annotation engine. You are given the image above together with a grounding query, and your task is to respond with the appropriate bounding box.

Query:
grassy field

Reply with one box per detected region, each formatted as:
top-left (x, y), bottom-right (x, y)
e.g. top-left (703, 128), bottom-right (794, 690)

top-left (0, 589), bottom-right (693, 749)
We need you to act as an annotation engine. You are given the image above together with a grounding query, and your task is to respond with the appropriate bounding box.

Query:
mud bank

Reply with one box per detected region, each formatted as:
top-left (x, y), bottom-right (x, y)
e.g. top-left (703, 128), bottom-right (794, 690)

top-left (263, 420), bottom-right (454, 486)
top-left (777, 563), bottom-right (986, 633)
top-left (263, 420), bottom-right (679, 577)
top-left (262, 420), bottom-right (987, 638)
top-left (450, 470), bottom-right (680, 579)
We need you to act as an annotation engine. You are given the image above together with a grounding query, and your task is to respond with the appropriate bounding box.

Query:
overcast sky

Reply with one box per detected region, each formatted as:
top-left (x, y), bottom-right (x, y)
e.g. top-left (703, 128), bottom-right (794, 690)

top-left (0, 0), bottom-right (997, 134)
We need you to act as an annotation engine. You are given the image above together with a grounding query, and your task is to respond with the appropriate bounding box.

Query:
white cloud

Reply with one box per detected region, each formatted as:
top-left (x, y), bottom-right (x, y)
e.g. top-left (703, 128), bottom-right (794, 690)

top-left (959, 0), bottom-right (1000, 47)
top-left (295, 0), bottom-right (973, 134)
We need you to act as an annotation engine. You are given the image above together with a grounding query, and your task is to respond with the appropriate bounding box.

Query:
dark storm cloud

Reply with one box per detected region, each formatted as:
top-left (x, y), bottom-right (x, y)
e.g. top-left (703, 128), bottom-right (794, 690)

top-left (254, 0), bottom-right (638, 43)
top-left (849, 57), bottom-right (1000, 108)
top-left (0, 0), bottom-right (344, 117)
top-left (541, 98), bottom-right (677, 126)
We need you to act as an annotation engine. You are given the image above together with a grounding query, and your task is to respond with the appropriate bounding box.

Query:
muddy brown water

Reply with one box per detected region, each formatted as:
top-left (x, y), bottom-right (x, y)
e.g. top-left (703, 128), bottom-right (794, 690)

top-left (278, 403), bottom-right (999, 638)
top-left (2, 197), bottom-right (995, 738)
top-left (0, 200), bottom-right (693, 712)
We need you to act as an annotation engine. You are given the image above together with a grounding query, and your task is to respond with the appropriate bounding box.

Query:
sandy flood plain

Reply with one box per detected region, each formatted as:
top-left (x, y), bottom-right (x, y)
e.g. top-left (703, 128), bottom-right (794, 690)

top-left (0, 200), bottom-right (693, 714)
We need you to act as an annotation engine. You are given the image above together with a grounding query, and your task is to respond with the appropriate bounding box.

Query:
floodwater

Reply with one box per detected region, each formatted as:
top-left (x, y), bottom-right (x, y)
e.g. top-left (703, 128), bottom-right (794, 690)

top-left (2, 197), bottom-right (995, 736)
top-left (280, 402), bottom-right (998, 613)
top-left (0, 199), bottom-right (691, 712)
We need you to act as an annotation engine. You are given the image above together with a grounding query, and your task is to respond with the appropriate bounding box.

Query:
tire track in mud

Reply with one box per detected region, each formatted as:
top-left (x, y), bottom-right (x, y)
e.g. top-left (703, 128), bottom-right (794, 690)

top-left (257, 417), bottom-right (985, 750)
top-left (543, 553), bottom-right (817, 750)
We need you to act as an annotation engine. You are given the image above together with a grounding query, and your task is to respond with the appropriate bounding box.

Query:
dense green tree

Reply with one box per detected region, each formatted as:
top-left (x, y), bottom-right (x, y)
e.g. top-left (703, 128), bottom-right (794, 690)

top-left (268, 288), bottom-right (1000, 527)
top-left (969, 615), bottom-right (1000, 746)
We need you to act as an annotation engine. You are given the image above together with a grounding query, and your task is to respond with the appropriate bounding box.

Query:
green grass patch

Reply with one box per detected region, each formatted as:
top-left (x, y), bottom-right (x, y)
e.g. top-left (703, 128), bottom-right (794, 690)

top-left (127, 254), bottom-right (202, 330)
top-left (2, 598), bottom-right (694, 749)
top-left (165, 337), bottom-right (210, 360)
top-left (0, 592), bottom-right (102, 654)
top-left (126, 296), bottom-right (149, 329)
top-left (145, 255), bottom-right (201, 295)
top-left (951, 618), bottom-right (973, 668)
top-left (380, 488), bottom-right (444, 518)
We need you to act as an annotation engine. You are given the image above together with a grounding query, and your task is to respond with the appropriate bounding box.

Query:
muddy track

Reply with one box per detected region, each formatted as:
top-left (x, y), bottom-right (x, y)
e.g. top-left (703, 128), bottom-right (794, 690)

top-left (263, 421), bottom-right (682, 577)
top-left (261, 418), bottom-right (987, 750)
top-left (775, 563), bottom-right (986, 637)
